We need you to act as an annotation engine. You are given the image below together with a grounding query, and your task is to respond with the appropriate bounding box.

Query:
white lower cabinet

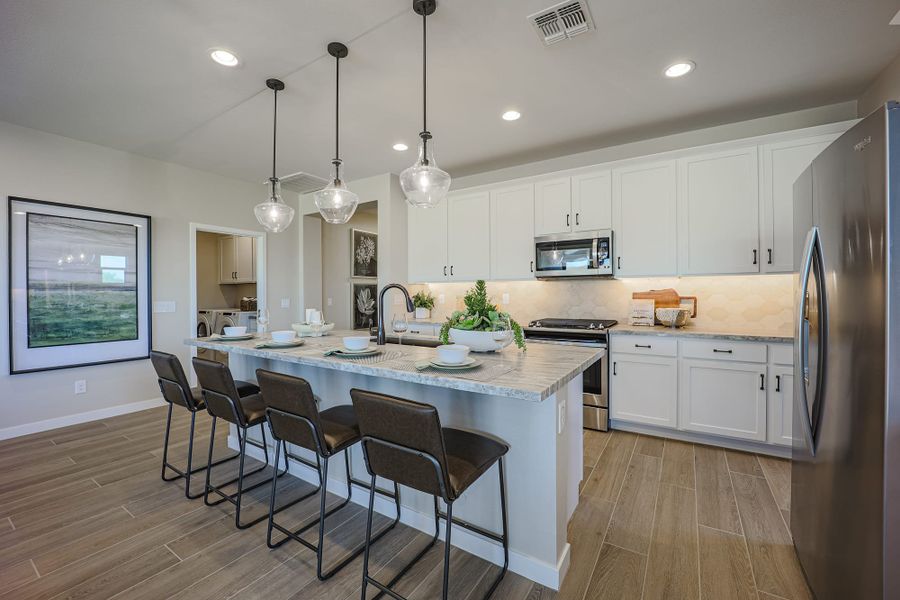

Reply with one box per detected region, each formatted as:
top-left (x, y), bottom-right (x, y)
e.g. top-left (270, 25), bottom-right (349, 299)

top-left (767, 365), bottom-right (795, 447)
top-left (610, 353), bottom-right (677, 428)
top-left (679, 359), bottom-right (767, 442)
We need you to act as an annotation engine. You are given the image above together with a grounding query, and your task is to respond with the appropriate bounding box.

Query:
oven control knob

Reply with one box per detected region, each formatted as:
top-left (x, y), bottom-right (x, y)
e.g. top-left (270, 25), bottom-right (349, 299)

top-left (588, 322), bottom-right (596, 329)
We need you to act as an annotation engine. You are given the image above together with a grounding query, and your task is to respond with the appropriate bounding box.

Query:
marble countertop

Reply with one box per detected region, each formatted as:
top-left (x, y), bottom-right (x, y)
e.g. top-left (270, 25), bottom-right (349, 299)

top-left (611, 323), bottom-right (793, 344)
top-left (186, 330), bottom-right (604, 402)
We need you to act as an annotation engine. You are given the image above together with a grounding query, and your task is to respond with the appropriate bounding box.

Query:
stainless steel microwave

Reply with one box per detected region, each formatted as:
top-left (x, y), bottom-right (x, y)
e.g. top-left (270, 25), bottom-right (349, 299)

top-left (533, 230), bottom-right (614, 278)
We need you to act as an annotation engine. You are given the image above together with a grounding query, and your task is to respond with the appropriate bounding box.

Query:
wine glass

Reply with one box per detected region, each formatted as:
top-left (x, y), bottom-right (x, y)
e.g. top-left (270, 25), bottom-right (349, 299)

top-left (392, 312), bottom-right (409, 345)
top-left (310, 311), bottom-right (325, 337)
top-left (256, 308), bottom-right (270, 336)
top-left (492, 315), bottom-right (512, 348)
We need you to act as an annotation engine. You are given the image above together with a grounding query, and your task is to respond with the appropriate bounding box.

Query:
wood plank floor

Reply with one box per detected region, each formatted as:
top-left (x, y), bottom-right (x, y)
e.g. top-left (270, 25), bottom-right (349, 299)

top-left (0, 407), bottom-right (811, 599)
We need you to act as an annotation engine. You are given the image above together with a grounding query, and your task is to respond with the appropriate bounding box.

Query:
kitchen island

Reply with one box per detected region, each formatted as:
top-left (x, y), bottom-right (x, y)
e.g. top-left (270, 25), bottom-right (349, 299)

top-left (186, 332), bottom-right (604, 589)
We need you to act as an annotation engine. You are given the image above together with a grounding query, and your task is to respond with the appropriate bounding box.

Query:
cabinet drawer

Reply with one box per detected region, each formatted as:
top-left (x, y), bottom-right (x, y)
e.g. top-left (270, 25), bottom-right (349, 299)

top-left (610, 335), bottom-right (677, 357)
top-left (680, 339), bottom-right (766, 363)
top-left (769, 343), bottom-right (793, 366)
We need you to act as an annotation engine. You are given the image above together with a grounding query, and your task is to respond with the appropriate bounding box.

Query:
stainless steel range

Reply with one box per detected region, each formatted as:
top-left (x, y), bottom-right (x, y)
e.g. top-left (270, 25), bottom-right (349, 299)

top-left (524, 318), bottom-right (616, 431)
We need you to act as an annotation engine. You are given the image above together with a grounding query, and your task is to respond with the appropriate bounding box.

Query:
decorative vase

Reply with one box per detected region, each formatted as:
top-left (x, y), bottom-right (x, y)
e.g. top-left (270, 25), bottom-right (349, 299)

top-left (448, 328), bottom-right (512, 352)
top-left (414, 307), bottom-right (431, 320)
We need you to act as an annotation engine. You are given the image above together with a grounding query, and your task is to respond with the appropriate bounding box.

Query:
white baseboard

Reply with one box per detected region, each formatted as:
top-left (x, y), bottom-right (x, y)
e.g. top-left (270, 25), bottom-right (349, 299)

top-left (233, 436), bottom-right (567, 590)
top-left (0, 398), bottom-right (167, 441)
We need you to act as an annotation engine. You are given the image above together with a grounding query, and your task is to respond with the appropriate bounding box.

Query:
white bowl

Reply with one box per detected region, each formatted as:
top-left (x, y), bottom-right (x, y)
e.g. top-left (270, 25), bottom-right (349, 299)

top-left (271, 330), bottom-right (296, 343)
top-left (223, 326), bottom-right (247, 336)
top-left (436, 344), bottom-right (470, 365)
top-left (342, 336), bottom-right (371, 351)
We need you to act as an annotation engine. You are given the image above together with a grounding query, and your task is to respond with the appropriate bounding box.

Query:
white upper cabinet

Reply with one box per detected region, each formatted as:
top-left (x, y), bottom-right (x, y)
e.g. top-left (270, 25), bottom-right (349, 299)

top-left (678, 146), bottom-right (760, 275)
top-left (534, 177), bottom-right (573, 235)
top-left (219, 235), bottom-right (256, 284)
top-left (407, 201), bottom-right (448, 283)
top-left (760, 135), bottom-right (837, 273)
top-left (612, 160), bottom-right (677, 277)
top-left (571, 170), bottom-right (612, 232)
top-left (490, 184), bottom-right (535, 280)
top-left (447, 191), bottom-right (491, 281)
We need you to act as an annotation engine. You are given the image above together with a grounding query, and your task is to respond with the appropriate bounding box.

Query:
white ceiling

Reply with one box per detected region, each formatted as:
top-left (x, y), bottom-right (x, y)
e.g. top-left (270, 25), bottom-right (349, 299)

top-left (1, 0), bottom-right (898, 185)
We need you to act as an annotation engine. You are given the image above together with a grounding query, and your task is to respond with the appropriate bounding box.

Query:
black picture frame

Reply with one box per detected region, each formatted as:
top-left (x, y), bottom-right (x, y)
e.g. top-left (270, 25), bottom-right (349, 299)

top-left (351, 228), bottom-right (378, 279)
top-left (352, 282), bottom-right (378, 330)
top-left (7, 196), bottom-right (152, 374)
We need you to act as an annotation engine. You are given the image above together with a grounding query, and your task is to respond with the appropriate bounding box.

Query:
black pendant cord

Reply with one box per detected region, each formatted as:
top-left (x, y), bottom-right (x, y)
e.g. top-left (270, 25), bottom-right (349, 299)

top-left (333, 53), bottom-right (341, 181)
top-left (271, 86), bottom-right (278, 183)
top-left (420, 10), bottom-right (430, 165)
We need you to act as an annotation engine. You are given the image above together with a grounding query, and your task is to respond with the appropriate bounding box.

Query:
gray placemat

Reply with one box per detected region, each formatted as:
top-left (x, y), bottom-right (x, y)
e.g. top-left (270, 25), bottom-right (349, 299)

top-left (389, 359), bottom-right (518, 382)
top-left (322, 349), bottom-right (406, 365)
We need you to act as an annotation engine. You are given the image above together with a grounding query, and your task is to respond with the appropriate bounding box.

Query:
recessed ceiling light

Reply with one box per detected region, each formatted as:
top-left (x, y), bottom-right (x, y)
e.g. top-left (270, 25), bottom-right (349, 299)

top-left (502, 110), bottom-right (521, 121)
top-left (210, 48), bottom-right (240, 67)
top-left (664, 61), bottom-right (695, 78)
top-left (392, 143), bottom-right (409, 152)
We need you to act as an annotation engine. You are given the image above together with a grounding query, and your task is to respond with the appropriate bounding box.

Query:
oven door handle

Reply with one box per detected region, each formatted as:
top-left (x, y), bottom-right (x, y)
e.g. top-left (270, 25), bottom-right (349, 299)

top-left (591, 238), bottom-right (599, 269)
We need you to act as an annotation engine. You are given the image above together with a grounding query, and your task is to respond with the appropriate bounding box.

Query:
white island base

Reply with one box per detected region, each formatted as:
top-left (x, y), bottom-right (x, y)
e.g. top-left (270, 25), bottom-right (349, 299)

top-left (188, 336), bottom-right (602, 590)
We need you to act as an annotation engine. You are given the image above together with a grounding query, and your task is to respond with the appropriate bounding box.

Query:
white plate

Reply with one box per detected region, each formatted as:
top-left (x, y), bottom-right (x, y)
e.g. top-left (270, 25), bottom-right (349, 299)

top-left (261, 340), bottom-right (304, 348)
top-left (430, 357), bottom-right (480, 370)
top-left (329, 348), bottom-right (380, 357)
top-left (214, 334), bottom-right (254, 341)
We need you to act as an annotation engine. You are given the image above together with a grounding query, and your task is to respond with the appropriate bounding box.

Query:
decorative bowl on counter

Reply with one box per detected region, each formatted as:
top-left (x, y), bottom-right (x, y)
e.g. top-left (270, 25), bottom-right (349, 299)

top-left (655, 307), bottom-right (691, 328)
top-left (448, 328), bottom-right (511, 352)
top-left (291, 322), bottom-right (335, 336)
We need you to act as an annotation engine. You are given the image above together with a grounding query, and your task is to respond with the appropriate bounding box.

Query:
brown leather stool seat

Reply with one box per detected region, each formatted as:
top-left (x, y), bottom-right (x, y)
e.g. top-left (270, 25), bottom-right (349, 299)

top-left (351, 389), bottom-right (510, 600)
top-left (192, 357), bottom-right (288, 529)
top-left (255, 369), bottom-right (400, 581)
top-left (151, 350), bottom-right (253, 499)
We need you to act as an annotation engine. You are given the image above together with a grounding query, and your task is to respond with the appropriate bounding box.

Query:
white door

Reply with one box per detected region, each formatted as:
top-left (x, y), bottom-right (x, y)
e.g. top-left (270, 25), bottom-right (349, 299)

top-left (233, 236), bottom-right (256, 283)
top-left (767, 366), bottom-right (795, 446)
top-left (572, 170), bottom-right (611, 232)
top-left (609, 353), bottom-right (677, 427)
top-left (679, 359), bottom-right (767, 441)
top-left (490, 184), bottom-right (535, 280)
top-left (678, 146), bottom-right (760, 275)
top-left (612, 160), bottom-right (677, 276)
top-left (534, 177), bottom-right (572, 236)
top-left (760, 136), bottom-right (835, 273)
top-left (219, 236), bottom-right (236, 283)
top-left (407, 202), bottom-right (448, 283)
top-left (447, 191), bottom-right (491, 281)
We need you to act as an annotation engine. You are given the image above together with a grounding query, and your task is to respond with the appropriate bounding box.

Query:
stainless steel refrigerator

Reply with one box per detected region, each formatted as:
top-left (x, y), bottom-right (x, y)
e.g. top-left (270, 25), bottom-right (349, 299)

top-left (792, 101), bottom-right (899, 599)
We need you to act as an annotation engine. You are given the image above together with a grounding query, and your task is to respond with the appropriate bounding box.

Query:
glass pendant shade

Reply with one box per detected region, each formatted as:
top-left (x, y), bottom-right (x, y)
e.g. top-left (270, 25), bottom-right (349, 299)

top-left (255, 178), bottom-right (295, 233)
top-left (314, 160), bottom-right (360, 224)
top-left (401, 135), bottom-right (450, 208)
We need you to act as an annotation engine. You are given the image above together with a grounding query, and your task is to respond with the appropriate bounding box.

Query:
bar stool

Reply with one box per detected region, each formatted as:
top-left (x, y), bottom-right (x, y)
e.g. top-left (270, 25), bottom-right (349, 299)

top-left (255, 369), bottom-right (401, 580)
top-left (150, 351), bottom-right (257, 499)
top-left (350, 389), bottom-right (510, 600)
top-left (192, 357), bottom-right (289, 529)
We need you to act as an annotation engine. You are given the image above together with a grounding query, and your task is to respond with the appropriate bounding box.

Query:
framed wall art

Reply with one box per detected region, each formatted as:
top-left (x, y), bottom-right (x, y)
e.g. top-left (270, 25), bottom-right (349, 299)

top-left (351, 228), bottom-right (377, 278)
top-left (8, 197), bottom-right (151, 373)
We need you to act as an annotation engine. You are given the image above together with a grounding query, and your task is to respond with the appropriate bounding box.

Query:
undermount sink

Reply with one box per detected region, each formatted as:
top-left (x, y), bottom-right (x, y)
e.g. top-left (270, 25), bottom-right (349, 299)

top-left (370, 335), bottom-right (442, 348)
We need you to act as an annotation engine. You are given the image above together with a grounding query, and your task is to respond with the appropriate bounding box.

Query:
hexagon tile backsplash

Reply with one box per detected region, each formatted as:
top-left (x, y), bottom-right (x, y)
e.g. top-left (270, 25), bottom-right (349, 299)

top-left (411, 274), bottom-right (795, 335)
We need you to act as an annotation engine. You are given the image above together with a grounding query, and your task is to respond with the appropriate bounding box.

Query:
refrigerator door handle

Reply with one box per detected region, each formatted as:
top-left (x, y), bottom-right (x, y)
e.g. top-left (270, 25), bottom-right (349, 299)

top-left (796, 226), bottom-right (824, 456)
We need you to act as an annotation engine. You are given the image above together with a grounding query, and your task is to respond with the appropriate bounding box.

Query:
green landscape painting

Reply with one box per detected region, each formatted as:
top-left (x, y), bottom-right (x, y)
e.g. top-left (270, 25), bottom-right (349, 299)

top-left (27, 214), bottom-right (138, 348)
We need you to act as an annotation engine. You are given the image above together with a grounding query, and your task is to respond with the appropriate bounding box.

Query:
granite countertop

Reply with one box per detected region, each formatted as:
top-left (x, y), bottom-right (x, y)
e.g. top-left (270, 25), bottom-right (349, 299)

top-left (186, 329), bottom-right (604, 403)
top-left (611, 323), bottom-right (793, 344)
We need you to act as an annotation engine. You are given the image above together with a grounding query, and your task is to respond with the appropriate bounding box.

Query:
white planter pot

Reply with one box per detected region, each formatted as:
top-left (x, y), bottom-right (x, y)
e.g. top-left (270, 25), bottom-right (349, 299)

top-left (448, 328), bottom-right (512, 353)
top-left (414, 307), bottom-right (431, 320)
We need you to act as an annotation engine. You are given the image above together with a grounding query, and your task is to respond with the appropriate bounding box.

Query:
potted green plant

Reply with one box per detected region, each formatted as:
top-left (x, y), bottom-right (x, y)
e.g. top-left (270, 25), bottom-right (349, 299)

top-left (412, 290), bottom-right (435, 320)
top-left (439, 280), bottom-right (525, 352)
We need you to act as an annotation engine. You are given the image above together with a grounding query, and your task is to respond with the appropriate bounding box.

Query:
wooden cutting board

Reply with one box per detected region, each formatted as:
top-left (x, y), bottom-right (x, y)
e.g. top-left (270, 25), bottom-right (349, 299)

top-left (632, 289), bottom-right (698, 317)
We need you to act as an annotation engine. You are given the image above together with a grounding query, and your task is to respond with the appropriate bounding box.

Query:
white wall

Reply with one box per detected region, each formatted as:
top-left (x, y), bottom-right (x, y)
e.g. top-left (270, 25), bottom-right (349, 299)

top-left (0, 120), bottom-right (300, 436)
top-left (320, 207), bottom-right (378, 329)
top-left (858, 51), bottom-right (900, 117)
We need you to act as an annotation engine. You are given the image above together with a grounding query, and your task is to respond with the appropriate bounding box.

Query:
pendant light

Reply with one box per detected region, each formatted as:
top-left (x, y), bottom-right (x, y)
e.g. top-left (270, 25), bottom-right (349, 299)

top-left (314, 42), bottom-right (360, 224)
top-left (400, 0), bottom-right (451, 208)
top-left (254, 78), bottom-right (296, 233)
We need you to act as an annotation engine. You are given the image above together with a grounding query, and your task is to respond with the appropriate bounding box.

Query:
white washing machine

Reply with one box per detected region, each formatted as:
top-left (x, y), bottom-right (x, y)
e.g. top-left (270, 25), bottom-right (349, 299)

top-left (215, 310), bottom-right (257, 333)
top-left (197, 309), bottom-right (218, 360)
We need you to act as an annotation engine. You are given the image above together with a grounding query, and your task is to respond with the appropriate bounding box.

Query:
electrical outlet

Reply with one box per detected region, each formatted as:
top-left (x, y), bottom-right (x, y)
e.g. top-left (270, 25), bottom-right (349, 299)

top-left (557, 399), bottom-right (566, 434)
top-left (501, 293), bottom-right (510, 305)
top-left (327, 297), bottom-right (333, 307)
top-left (280, 298), bottom-right (290, 309)
top-left (438, 294), bottom-right (445, 304)
top-left (74, 380), bottom-right (87, 395)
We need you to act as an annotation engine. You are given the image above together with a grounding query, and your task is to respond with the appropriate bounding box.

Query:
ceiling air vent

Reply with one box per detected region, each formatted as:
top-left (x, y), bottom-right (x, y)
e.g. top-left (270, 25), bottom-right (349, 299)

top-left (528, 0), bottom-right (594, 46)
top-left (277, 171), bottom-right (329, 194)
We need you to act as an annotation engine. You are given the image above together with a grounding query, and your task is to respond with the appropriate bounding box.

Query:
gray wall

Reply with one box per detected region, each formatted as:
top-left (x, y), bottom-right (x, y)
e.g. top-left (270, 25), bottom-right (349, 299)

top-left (320, 207), bottom-right (378, 329)
top-left (0, 119), bottom-right (300, 435)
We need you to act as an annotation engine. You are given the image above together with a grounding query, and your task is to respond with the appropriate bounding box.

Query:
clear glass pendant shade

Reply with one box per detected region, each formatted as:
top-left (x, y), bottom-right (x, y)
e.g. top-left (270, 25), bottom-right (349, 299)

top-left (314, 161), bottom-right (359, 224)
top-left (254, 178), bottom-right (295, 233)
top-left (400, 135), bottom-right (451, 208)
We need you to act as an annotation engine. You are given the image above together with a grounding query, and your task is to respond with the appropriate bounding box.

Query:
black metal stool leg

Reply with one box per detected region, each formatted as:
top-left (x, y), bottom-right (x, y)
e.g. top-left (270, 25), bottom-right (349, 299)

top-left (161, 407), bottom-right (241, 500)
top-left (442, 502), bottom-right (453, 600)
top-left (160, 403), bottom-right (175, 482)
top-left (204, 421), bottom-right (278, 513)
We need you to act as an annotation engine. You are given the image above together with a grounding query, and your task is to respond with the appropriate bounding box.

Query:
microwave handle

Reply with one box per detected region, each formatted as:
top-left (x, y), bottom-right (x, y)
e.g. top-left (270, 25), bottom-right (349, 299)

top-left (591, 238), bottom-right (599, 269)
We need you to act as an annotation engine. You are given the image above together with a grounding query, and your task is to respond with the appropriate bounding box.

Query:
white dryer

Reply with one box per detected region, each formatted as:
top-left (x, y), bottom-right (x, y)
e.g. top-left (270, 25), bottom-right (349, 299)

top-left (215, 310), bottom-right (257, 333)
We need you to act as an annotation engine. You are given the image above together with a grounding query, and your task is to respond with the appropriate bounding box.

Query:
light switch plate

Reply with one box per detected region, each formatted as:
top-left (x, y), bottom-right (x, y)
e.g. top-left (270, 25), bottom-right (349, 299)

top-left (74, 380), bottom-right (87, 395)
top-left (280, 298), bottom-right (290, 309)
top-left (438, 294), bottom-right (445, 304)
top-left (501, 293), bottom-right (510, 305)
top-left (152, 301), bottom-right (176, 313)
top-left (327, 297), bottom-right (333, 307)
